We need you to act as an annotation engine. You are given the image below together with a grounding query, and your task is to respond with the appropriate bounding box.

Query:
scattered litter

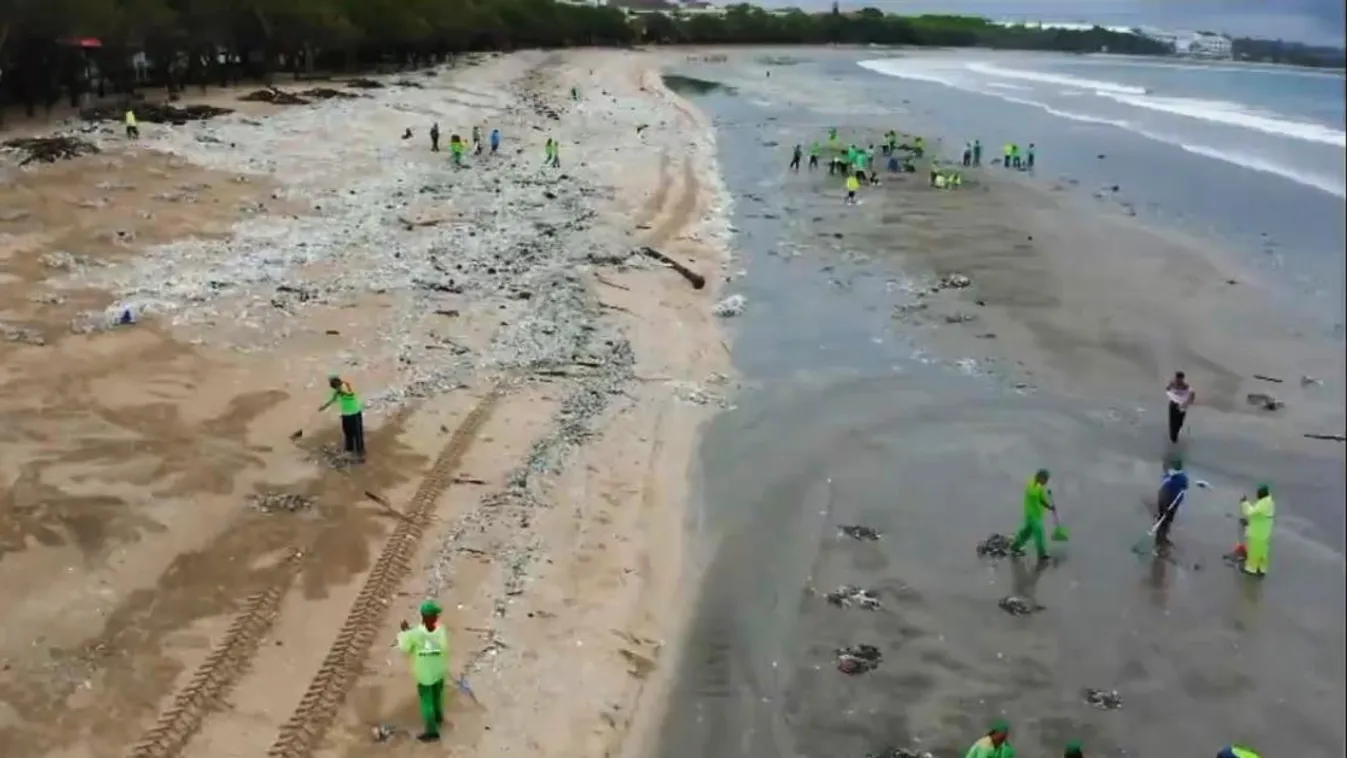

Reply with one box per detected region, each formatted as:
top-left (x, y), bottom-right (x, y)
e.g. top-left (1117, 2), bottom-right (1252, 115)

top-left (239, 88), bottom-right (310, 106)
top-left (83, 102), bottom-right (233, 124)
top-left (835, 644), bottom-right (882, 675)
top-left (1252, 374), bottom-right (1283, 384)
top-left (838, 524), bottom-right (881, 541)
top-left (713, 294), bottom-right (745, 317)
top-left (997, 595), bottom-right (1042, 616)
top-left (248, 491), bottom-right (315, 513)
top-left (2, 136), bottom-right (100, 165)
top-left (940, 273), bottom-right (972, 289)
top-left (345, 77), bottom-right (386, 89)
top-left (866, 750), bottom-right (934, 758)
top-left (298, 87), bottom-right (362, 100)
top-left (1082, 687), bottom-right (1123, 710)
top-left (943, 312), bottom-right (977, 324)
top-left (976, 533), bottom-right (1021, 558)
top-left (1, 322), bottom-right (46, 346)
top-left (825, 586), bottom-right (882, 610)
top-left (1300, 375), bottom-right (1322, 387)
top-left (371, 724), bottom-right (398, 742)
top-left (1245, 392), bottom-right (1283, 411)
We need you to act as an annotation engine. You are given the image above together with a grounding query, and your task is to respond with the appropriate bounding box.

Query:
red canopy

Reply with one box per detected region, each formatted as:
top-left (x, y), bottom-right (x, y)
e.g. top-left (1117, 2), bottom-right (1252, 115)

top-left (61, 38), bottom-right (104, 48)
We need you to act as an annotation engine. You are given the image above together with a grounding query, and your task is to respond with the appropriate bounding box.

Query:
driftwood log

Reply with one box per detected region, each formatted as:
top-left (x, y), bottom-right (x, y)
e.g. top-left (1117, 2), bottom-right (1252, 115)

top-left (637, 245), bottom-right (705, 290)
top-left (1304, 433), bottom-right (1346, 442)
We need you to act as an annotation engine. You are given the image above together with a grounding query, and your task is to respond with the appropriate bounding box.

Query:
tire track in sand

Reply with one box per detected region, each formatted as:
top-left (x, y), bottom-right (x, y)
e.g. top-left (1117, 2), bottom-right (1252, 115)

top-left (123, 551), bottom-right (305, 758)
top-left (264, 387), bottom-right (502, 758)
top-left (120, 394), bottom-right (498, 758)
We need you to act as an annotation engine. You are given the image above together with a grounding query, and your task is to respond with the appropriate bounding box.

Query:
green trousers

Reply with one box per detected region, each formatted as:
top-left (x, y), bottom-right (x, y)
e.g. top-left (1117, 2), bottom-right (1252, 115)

top-left (416, 679), bottom-right (445, 735)
top-left (1011, 518), bottom-right (1047, 559)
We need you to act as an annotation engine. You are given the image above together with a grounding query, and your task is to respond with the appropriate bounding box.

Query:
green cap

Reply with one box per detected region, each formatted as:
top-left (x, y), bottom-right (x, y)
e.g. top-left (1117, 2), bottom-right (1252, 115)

top-left (1065, 740), bottom-right (1083, 751)
top-left (1257, 482), bottom-right (1271, 491)
top-left (989, 718), bottom-right (1010, 733)
top-left (419, 599), bottom-right (442, 616)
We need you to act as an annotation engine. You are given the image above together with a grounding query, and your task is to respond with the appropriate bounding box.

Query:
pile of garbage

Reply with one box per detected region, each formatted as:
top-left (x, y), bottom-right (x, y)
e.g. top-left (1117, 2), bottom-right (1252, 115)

top-left (299, 87), bottom-right (361, 100)
top-left (248, 491), bottom-right (315, 513)
top-left (976, 533), bottom-right (1021, 558)
top-left (82, 102), bottom-right (233, 124)
top-left (825, 585), bottom-right (882, 611)
top-left (345, 77), bottom-right (385, 89)
top-left (839, 524), bottom-right (882, 541)
top-left (997, 595), bottom-right (1043, 616)
top-left (239, 88), bottom-right (310, 105)
top-left (2, 135), bottom-right (100, 165)
top-left (836, 644), bottom-right (883, 675)
top-left (1082, 687), bottom-right (1123, 710)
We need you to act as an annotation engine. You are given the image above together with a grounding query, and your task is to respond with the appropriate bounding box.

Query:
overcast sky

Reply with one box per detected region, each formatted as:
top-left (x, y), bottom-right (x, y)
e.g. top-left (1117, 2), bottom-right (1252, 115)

top-left (794, 0), bottom-right (1347, 46)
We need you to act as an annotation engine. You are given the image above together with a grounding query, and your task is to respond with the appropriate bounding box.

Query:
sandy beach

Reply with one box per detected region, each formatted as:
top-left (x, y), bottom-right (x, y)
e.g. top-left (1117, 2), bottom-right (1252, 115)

top-left (0, 49), bottom-right (731, 758)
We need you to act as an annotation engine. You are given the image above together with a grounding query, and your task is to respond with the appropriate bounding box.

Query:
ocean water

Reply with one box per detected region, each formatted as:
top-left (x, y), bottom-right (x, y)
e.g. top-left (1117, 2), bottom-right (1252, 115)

top-left (653, 52), bottom-right (1346, 758)
top-left (855, 51), bottom-right (1347, 327)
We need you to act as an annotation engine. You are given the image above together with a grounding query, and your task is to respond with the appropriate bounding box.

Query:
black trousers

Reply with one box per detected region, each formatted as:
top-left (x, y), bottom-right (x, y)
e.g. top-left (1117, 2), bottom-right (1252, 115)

top-left (341, 412), bottom-right (366, 458)
top-left (1167, 401), bottom-right (1187, 443)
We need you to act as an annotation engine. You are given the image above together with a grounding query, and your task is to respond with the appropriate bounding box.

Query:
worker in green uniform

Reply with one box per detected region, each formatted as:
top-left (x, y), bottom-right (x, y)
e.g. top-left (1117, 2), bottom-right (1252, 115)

top-left (1010, 469), bottom-right (1055, 562)
top-left (397, 600), bottom-right (450, 742)
top-left (1217, 746), bottom-right (1261, 758)
top-left (965, 719), bottom-right (1015, 757)
top-left (1240, 485), bottom-right (1276, 576)
top-left (319, 374), bottom-right (365, 461)
top-left (1064, 740), bottom-right (1084, 757)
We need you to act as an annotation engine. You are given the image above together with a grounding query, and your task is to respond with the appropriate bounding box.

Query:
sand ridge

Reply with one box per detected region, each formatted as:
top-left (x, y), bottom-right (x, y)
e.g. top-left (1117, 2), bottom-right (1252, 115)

top-left (0, 49), bottom-right (732, 758)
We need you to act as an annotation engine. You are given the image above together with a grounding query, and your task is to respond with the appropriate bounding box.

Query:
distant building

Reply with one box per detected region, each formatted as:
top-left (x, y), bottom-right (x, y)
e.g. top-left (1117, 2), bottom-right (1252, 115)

top-left (1184, 32), bottom-right (1233, 59)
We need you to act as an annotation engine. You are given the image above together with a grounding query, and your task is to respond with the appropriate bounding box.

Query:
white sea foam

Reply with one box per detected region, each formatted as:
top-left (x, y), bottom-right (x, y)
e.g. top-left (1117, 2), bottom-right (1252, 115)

top-left (964, 61), bottom-right (1149, 95)
top-left (858, 57), bottom-right (1347, 199)
top-left (1098, 92), bottom-right (1347, 148)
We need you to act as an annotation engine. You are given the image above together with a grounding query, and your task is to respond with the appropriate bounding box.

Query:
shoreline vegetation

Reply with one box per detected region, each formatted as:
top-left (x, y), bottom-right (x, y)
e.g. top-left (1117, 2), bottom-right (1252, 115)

top-left (1, 3), bottom-right (1342, 124)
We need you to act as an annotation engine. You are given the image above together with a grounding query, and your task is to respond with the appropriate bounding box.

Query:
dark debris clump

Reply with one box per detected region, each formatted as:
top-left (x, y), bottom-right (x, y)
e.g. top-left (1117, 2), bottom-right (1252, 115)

top-left (836, 644), bottom-right (882, 675)
top-left (825, 585), bottom-right (882, 611)
top-left (839, 524), bottom-right (881, 541)
top-left (1082, 687), bottom-right (1123, 710)
top-left (977, 533), bottom-right (1022, 558)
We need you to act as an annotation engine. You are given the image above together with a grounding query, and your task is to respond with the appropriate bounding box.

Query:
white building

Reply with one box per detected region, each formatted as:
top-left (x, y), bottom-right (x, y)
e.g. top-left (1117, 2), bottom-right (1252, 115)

top-left (1184, 32), bottom-right (1233, 59)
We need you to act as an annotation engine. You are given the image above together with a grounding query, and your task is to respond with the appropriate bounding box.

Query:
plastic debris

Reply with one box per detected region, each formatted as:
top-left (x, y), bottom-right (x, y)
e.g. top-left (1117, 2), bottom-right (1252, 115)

top-left (866, 750), bottom-right (935, 758)
top-left (713, 294), bottom-right (745, 317)
top-left (248, 491), bottom-right (315, 514)
top-left (2, 135), bottom-right (100, 165)
top-left (1082, 687), bottom-right (1123, 710)
top-left (825, 586), bottom-right (882, 611)
top-left (835, 644), bottom-right (882, 675)
top-left (997, 595), bottom-right (1042, 616)
top-left (977, 533), bottom-right (1022, 558)
top-left (838, 524), bottom-right (881, 541)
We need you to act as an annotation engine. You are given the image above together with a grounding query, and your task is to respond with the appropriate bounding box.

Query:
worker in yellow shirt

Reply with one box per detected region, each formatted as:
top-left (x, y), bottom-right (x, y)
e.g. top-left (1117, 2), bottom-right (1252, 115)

top-left (1239, 484), bottom-right (1276, 576)
top-left (1217, 746), bottom-right (1261, 758)
top-left (397, 600), bottom-right (450, 742)
top-left (845, 173), bottom-right (860, 205)
top-left (125, 108), bottom-right (139, 139)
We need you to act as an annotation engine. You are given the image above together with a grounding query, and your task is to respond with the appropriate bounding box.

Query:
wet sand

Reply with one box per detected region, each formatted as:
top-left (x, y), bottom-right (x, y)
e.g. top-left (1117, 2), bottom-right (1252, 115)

top-left (1, 50), bottom-right (732, 758)
top-left (654, 50), bottom-right (1345, 758)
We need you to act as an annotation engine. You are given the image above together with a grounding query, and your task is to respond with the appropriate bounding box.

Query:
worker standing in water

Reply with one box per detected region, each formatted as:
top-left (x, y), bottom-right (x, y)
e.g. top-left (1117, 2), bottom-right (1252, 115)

top-left (1002, 143), bottom-right (1012, 168)
top-left (125, 108), bottom-right (139, 139)
top-left (1026, 143), bottom-right (1036, 170)
top-left (808, 141), bottom-right (820, 171)
top-left (397, 600), bottom-right (450, 742)
top-left (789, 144), bottom-right (802, 172)
top-left (965, 719), bottom-right (1015, 757)
top-left (1240, 485), bottom-right (1276, 576)
top-left (319, 373), bottom-right (365, 462)
top-left (1010, 469), bottom-right (1055, 562)
top-left (972, 139), bottom-right (983, 166)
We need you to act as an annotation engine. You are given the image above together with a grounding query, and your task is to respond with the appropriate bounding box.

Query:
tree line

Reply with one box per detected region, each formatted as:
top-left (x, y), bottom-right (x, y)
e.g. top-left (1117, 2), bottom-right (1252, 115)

top-left (0, 1), bottom-right (1189, 117)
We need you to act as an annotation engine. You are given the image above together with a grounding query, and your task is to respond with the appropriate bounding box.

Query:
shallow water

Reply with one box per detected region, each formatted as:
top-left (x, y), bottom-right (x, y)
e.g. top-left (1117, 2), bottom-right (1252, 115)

top-left (657, 62), bottom-right (1346, 758)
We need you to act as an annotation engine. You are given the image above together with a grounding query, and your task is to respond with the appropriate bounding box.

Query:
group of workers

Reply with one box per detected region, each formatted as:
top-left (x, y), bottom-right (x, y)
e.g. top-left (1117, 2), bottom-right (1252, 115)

top-left (966, 720), bottom-right (1261, 758)
top-left (429, 122), bottom-right (504, 166)
top-left (790, 128), bottom-right (1001, 203)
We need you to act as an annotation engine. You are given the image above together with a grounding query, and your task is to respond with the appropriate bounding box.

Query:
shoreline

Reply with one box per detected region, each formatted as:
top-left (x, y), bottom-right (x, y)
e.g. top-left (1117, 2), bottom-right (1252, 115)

top-left (0, 49), bottom-right (734, 758)
top-left (648, 49), bottom-right (1343, 758)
